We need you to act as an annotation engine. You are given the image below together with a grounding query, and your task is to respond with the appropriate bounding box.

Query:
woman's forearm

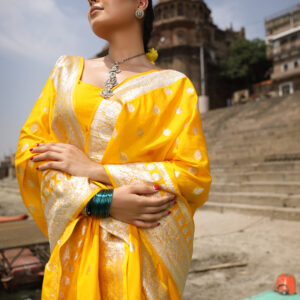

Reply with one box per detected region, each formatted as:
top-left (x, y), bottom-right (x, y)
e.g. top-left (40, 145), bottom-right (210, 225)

top-left (88, 163), bottom-right (112, 185)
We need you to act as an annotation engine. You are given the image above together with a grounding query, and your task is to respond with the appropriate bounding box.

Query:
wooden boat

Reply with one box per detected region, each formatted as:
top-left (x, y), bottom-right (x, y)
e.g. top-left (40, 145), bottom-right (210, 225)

top-left (0, 219), bottom-right (49, 291)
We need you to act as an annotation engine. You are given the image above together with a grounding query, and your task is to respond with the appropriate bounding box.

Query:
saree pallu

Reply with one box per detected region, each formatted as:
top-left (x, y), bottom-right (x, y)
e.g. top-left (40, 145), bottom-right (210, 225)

top-left (14, 55), bottom-right (212, 299)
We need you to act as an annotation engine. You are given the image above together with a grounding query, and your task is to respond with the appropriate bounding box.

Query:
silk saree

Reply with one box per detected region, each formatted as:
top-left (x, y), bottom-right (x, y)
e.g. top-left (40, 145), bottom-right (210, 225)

top-left (14, 55), bottom-right (212, 299)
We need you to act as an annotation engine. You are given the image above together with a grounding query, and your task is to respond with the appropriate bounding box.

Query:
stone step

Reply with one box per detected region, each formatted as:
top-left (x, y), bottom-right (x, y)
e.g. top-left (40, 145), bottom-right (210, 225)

top-left (208, 191), bottom-right (300, 208)
top-left (209, 147), bottom-right (300, 160)
top-left (205, 127), bottom-right (299, 144)
top-left (204, 121), bottom-right (299, 140)
top-left (0, 186), bottom-right (20, 195)
top-left (211, 181), bottom-right (300, 194)
top-left (200, 202), bottom-right (300, 222)
top-left (210, 161), bottom-right (300, 172)
top-left (211, 171), bottom-right (300, 183)
top-left (0, 179), bottom-right (19, 189)
top-left (209, 148), bottom-right (300, 163)
top-left (207, 132), bottom-right (300, 151)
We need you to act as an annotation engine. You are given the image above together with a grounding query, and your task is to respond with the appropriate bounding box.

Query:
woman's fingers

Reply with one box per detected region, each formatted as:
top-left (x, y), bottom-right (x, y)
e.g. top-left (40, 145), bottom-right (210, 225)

top-left (37, 161), bottom-right (66, 172)
top-left (143, 198), bottom-right (176, 213)
top-left (133, 208), bottom-right (172, 228)
top-left (132, 219), bottom-right (161, 228)
top-left (31, 151), bottom-right (62, 162)
top-left (139, 209), bottom-right (171, 222)
top-left (31, 143), bottom-right (65, 153)
top-left (142, 193), bottom-right (176, 207)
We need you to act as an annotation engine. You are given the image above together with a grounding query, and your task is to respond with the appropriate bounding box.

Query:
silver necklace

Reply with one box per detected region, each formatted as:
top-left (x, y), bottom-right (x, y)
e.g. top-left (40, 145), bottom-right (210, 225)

top-left (100, 51), bottom-right (146, 99)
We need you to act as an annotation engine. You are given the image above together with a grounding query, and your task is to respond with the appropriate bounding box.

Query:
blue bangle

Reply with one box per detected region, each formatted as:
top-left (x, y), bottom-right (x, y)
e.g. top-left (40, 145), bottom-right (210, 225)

top-left (89, 189), bottom-right (113, 218)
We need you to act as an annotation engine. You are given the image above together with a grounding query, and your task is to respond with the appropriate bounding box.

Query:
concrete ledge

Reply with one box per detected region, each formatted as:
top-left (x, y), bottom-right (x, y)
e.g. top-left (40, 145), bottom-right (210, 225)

top-left (201, 202), bottom-right (300, 221)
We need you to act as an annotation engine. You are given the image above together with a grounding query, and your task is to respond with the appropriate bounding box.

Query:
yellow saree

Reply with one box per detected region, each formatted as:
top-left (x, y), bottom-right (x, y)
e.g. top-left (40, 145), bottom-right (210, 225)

top-left (14, 55), bottom-right (212, 299)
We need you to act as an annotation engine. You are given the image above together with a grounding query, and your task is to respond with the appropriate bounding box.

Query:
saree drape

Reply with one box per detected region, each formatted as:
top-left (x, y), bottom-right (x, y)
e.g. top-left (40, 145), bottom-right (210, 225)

top-left (14, 55), bottom-right (212, 299)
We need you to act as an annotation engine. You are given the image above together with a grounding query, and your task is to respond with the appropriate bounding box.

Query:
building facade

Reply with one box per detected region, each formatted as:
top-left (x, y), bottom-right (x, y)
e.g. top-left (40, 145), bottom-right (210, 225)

top-left (265, 4), bottom-right (300, 96)
top-left (148, 0), bottom-right (245, 110)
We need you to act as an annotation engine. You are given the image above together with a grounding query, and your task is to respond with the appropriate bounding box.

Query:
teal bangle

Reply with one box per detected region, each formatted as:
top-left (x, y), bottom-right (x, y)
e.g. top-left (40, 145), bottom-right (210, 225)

top-left (90, 189), bottom-right (113, 218)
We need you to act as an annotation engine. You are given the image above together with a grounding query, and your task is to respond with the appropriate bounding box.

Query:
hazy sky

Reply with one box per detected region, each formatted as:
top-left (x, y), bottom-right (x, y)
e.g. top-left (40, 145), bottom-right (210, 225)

top-left (0, 0), bottom-right (299, 160)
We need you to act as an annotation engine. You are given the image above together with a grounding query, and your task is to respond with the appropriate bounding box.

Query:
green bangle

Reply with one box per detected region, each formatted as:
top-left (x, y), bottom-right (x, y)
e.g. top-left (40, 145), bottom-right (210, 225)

top-left (90, 189), bottom-right (113, 218)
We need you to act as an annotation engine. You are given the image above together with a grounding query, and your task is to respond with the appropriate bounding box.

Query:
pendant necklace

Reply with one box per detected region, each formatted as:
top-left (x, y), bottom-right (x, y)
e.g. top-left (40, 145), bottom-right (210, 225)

top-left (100, 51), bottom-right (146, 99)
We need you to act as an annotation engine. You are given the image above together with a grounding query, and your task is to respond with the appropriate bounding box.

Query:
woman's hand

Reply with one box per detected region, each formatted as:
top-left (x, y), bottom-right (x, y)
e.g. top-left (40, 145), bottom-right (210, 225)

top-left (109, 184), bottom-right (177, 228)
top-left (29, 142), bottom-right (100, 178)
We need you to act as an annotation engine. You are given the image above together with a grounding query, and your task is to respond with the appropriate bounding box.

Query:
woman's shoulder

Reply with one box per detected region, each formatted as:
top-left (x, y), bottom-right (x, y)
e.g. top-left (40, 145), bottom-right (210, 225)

top-left (162, 68), bottom-right (187, 78)
top-left (52, 54), bottom-right (85, 69)
top-left (157, 68), bottom-right (193, 89)
top-left (160, 68), bottom-right (193, 86)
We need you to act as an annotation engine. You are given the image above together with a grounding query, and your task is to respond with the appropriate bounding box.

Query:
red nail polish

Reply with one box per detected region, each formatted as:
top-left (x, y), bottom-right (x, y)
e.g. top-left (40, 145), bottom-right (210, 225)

top-left (157, 222), bottom-right (160, 226)
top-left (153, 185), bottom-right (160, 190)
top-left (29, 148), bottom-right (33, 152)
top-left (168, 211), bottom-right (171, 215)
top-left (36, 166), bottom-right (39, 170)
top-left (36, 143), bottom-right (40, 146)
top-left (30, 157), bottom-right (33, 160)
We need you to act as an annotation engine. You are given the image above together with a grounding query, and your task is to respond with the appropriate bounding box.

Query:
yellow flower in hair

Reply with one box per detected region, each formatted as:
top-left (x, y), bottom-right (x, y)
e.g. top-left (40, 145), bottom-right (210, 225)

top-left (146, 48), bottom-right (158, 65)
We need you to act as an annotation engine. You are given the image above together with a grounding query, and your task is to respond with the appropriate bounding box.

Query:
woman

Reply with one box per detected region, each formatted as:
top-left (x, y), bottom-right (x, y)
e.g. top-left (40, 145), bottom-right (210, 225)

top-left (14, 0), bottom-right (212, 299)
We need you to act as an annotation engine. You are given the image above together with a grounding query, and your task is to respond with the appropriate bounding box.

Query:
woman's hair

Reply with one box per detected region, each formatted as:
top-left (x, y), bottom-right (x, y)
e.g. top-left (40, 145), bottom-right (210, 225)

top-left (142, 0), bottom-right (154, 53)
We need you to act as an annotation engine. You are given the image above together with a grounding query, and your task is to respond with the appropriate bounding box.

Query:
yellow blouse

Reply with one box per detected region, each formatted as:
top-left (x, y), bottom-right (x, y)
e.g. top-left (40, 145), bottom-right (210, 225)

top-left (14, 55), bottom-right (212, 299)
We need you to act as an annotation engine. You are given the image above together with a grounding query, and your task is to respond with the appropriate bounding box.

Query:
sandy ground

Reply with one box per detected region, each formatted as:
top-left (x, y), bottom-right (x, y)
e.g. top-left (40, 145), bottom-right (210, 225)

top-left (1, 179), bottom-right (300, 299)
top-left (183, 209), bottom-right (300, 300)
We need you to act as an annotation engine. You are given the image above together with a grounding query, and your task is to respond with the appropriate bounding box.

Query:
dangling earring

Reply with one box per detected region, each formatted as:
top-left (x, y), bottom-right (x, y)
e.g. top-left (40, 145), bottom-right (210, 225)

top-left (135, 8), bottom-right (144, 19)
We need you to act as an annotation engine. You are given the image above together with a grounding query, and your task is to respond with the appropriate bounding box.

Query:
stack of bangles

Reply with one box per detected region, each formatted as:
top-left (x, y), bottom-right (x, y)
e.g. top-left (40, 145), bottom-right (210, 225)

top-left (84, 189), bottom-right (114, 218)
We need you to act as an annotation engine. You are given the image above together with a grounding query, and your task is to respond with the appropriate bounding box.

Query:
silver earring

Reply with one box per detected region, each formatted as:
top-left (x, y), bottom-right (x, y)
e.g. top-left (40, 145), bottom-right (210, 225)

top-left (135, 8), bottom-right (144, 19)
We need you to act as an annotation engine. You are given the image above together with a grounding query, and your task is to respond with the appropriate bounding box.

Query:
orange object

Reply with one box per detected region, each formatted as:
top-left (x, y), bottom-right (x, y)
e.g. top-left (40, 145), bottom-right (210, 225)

top-left (274, 273), bottom-right (296, 295)
top-left (0, 214), bottom-right (28, 223)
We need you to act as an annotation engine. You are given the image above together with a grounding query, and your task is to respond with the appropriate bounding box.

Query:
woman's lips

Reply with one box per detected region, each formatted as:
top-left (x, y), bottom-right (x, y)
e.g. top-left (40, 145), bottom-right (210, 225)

top-left (90, 7), bottom-right (104, 17)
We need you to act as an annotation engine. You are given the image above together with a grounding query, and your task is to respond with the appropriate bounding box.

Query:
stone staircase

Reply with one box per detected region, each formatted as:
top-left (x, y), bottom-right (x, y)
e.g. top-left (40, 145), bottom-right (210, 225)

top-left (200, 91), bottom-right (300, 221)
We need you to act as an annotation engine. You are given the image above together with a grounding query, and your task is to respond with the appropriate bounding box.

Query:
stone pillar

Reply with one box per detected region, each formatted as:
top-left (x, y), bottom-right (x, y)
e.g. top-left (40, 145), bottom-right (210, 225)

top-left (199, 95), bottom-right (209, 113)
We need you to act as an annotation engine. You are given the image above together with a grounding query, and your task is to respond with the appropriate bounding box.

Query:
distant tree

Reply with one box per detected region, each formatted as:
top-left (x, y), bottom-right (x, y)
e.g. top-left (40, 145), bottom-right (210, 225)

top-left (220, 38), bottom-right (272, 89)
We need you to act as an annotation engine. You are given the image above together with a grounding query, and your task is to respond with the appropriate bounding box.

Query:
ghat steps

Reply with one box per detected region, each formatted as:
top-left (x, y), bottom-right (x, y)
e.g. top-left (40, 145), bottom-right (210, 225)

top-left (200, 91), bottom-right (300, 221)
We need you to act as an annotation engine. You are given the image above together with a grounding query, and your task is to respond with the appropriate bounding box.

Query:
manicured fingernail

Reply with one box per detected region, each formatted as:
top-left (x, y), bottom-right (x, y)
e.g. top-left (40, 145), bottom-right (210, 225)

top-left (36, 166), bottom-right (39, 170)
top-left (168, 211), bottom-right (171, 215)
top-left (29, 148), bottom-right (33, 152)
top-left (36, 143), bottom-right (40, 146)
top-left (156, 222), bottom-right (160, 226)
top-left (153, 185), bottom-right (160, 190)
top-left (30, 156), bottom-right (34, 160)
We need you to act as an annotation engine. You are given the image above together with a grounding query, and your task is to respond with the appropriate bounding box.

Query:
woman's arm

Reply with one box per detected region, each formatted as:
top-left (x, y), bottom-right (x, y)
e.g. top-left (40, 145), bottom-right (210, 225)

top-left (89, 163), bottom-right (112, 185)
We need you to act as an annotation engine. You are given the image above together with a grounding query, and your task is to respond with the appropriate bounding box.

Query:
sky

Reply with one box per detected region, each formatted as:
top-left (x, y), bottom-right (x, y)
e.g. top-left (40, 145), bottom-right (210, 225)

top-left (0, 0), bottom-right (299, 160)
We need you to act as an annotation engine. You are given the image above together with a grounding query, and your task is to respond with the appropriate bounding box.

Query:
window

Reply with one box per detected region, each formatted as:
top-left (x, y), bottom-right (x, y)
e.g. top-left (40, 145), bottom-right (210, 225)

top-left (294, 60), bottom-right (299, 68)
top-left (156, 8), bottom-right (161, 20)
top-left (177, 3), bottom-right (183, 16)
top-left (177, 32), bottom-right (184, 42)
top-left (170, 4), bottom-right (174, 17)
top-left (273, 41), bottom-right (280, 48)
top-left (283, 63), bottom-right (289, 71)
top-left (163, 6), bottom-right (168, 19)
top-left (291, 34), bottom-right (297, 42)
